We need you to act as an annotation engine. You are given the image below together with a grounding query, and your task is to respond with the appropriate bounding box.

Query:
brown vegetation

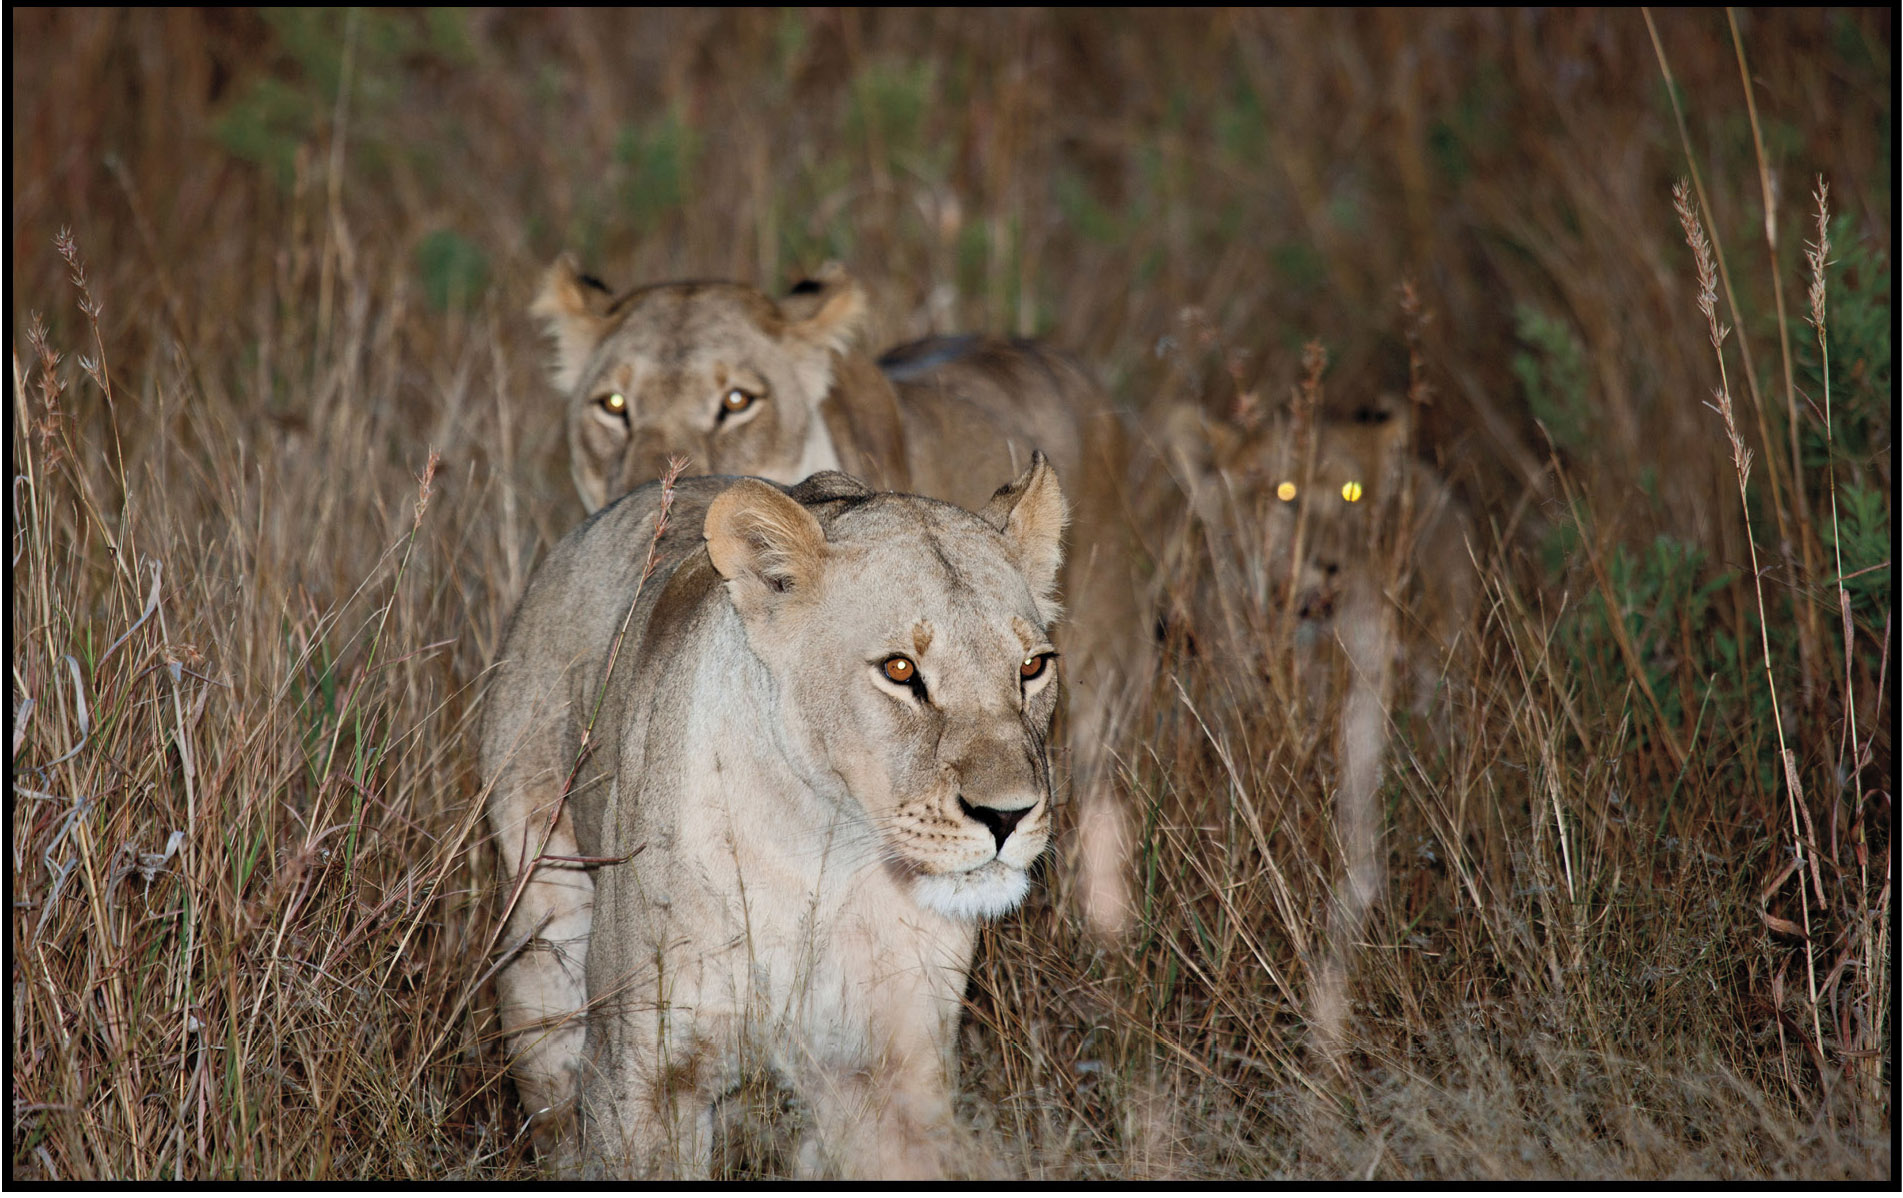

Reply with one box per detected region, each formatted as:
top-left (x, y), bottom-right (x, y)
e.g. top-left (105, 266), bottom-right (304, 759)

top-left (10, 8), bottom-right (1890, 1179)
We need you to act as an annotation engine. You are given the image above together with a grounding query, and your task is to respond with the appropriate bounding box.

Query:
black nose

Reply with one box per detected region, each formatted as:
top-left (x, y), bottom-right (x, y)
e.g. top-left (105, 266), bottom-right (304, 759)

top-left (1298, 589), bottom-right (1336, 621)
top-left (958, 796), bottom-right (1031, 851)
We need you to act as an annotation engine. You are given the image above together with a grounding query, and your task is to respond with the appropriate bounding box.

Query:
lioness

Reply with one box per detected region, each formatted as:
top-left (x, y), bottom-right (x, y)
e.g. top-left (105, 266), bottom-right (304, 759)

top-left (531, 260), bottom-right (1147, 938)
top-left (481, 459), bottom-right (1066, 1177)
top-left (1164, 396), bottom-right (1476, 714)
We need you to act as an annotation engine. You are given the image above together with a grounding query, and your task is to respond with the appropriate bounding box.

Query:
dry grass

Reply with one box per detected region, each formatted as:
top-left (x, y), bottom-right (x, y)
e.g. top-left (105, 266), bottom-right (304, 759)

top-left (9, 8), bottom-right (1890, 1180)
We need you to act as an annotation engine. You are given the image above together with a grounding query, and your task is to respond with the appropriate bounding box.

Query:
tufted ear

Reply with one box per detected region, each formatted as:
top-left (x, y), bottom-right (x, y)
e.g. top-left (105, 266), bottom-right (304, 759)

top-left (1331, 391), bottom-right (1414, 484)
top-left (980, 451), bottom-right (1068, 610)
top-left (779, 262), bottom-right (869, 356)
top-left (705, 479), bottom-right (830, 614)
top-left (530, 254), bottom-right (616, 394)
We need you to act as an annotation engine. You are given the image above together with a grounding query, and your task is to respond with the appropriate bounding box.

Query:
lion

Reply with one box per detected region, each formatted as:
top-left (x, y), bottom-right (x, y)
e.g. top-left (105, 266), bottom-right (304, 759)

top-left (530, 259), bottom-right (1148, 939)
top-left (1163, 395), bottom-right (1477, 718)
top-left (480, 458), bottom-right (1067, 1178)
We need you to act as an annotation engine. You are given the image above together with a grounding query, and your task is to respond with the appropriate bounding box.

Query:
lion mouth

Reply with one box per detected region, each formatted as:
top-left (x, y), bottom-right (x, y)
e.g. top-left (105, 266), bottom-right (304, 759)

top-left (910, 860), bottom-right (1031, 921)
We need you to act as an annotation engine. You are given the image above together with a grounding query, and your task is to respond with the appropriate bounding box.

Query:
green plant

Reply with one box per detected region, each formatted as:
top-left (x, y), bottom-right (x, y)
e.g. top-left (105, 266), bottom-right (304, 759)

top-left (1512, 303), bottom-right (1594, 454)
top-left (1796, 217), bottom-right (1892, 476)
top-left (616, 105), bottom-right (701, 231)
top-left (845, 58), bottom-right (947, 182)
top-left (414, 229), bottom-right (491, 313)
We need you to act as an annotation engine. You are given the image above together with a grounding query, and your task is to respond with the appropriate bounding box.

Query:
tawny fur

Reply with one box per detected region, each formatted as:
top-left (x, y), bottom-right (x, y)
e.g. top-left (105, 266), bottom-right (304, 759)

top-left (481, 461), bottom-right (1067, 1177)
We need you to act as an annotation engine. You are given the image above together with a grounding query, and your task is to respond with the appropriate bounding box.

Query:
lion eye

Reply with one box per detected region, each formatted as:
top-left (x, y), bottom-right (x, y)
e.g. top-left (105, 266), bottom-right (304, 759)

top-left (596, 392), bottom-right (628, 419)
top-left (720, 388), bottom-right (757, 417)
top-left (1340, 480), bottom-right (1364, 503)
top-left (1275, 481), bottom-right (1297, 502)
top-left (1019, 653), bottom-right (1051, 681)
top-left (882, 656), bottom-right (917, 684)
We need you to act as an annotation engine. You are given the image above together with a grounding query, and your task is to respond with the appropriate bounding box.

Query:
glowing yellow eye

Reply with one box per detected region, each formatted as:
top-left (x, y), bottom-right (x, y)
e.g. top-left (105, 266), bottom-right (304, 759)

top-left (882, 656), bottom-right (916, 684)
top-left (1275, 481), bottom-right (1297, 502)
top-left (1340, 480), bottom-right (1363, 503)
top-left (722, 388), bottom-right (755, 413)
top-left (600, 392), bottom-right (627, 414)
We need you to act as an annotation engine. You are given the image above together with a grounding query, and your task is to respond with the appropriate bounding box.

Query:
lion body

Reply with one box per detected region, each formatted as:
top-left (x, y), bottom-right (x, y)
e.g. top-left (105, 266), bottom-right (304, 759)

top-left (481, 464), bottom-right (1067, 1177)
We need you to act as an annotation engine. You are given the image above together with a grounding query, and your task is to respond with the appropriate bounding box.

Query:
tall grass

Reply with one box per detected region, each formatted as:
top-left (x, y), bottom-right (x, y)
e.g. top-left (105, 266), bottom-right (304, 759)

top-left (10, 8), bottom-right (1890, 1179)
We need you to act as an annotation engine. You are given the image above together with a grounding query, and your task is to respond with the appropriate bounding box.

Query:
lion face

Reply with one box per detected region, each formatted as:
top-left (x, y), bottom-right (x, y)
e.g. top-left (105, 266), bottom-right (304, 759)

top-left (1253, 406), bottom-right (1408, 621)
top-left (704, 462), bottom-right (1067, 921)
top-left (534, 259), bottom-right (867, 512)
top-left (1173, 399), bottom-right (1415, 620)
top-left (1166, 395), bottom-right (1478, 686)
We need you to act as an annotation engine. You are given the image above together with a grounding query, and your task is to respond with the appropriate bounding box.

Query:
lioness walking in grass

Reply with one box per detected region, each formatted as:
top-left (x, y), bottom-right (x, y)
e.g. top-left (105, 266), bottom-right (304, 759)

top-left (482, 460), bottom-right (1067, 1177)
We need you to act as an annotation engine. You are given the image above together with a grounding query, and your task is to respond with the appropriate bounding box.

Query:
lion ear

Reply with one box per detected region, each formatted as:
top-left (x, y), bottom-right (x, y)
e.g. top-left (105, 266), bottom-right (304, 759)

top-left (1161, 404), bottom-right (1218, 476)
top-left (1373, 392), bottom-right (1414, 450)
top-left (1161, 405), bottom-right (1232, 529)
top-left (1337, 392), bottom-right (1413, 479)
top-left (980, 451), bottom-right (1068, 609)
top-left (705, 479), bottom-right (830, 611)
top-left (1202, 416), bottom-right (1245, 469)
top-left (779, 262), bottom-right (868, 356)
top-left (530, 254), bottom-right (616, 394)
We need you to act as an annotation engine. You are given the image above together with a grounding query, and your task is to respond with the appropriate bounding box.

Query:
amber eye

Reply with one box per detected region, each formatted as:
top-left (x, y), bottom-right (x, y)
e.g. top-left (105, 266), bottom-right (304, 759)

top-left (1340, 480), bottom-right (1364, 503)
top-left (882, 656), bottom-right (917, 684)
top-left (1020, 653), bottom-right (1051, 681)
top-left (1275, 481), bottom-right (1297, 502)
top-left (720, 388), bottom-right (757, 416)
top-left (597, 392), bottom-right (628, 418)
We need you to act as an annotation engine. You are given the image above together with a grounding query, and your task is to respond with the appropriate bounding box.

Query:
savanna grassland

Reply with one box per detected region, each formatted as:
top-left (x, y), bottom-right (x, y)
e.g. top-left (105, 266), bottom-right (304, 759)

top-left (9, 8), bottom-right (1891, 1180)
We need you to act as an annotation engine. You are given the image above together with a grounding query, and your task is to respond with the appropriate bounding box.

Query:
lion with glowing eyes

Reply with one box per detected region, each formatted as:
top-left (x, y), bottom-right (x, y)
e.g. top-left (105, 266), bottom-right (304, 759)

top-left (1164, 398), bottom-right (1477, 713)
top-left (480, 459), bottom-right (1066, 1178)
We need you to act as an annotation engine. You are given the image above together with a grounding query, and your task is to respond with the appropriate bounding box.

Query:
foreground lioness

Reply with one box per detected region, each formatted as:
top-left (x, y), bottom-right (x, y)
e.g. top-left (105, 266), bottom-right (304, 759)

top-left (481, 459), bottom-right (1067, 1177)
top-left (532, 260), bottom-right (1147, 937)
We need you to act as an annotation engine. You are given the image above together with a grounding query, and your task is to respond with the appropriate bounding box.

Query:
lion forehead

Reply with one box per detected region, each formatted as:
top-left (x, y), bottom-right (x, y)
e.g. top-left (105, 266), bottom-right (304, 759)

top-left (590, 284), bottom-right (787, 374)
top-left (820, 501), bottom-right (1043, 623)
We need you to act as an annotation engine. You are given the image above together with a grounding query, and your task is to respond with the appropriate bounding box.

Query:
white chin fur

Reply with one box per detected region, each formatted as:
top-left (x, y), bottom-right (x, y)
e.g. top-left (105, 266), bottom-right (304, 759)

top-left (912, 863), bottom-right (1031, 921)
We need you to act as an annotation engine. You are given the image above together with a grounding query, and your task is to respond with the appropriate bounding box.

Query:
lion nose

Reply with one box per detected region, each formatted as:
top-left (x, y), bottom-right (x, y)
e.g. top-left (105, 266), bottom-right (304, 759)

top-left (958, 796), bottom-right (1032, 851)
top-left (1298, 588), bottom-right (1335, 621)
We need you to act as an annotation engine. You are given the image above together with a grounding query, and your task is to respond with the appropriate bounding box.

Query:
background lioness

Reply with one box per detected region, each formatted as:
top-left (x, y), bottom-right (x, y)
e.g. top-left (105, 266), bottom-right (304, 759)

top-left (1164, 396), bottom-right (1477, 719)
top-left (482, 460), bottom-right (1066, 1177)
top-left (532, 259), bottom-right (1150, 938)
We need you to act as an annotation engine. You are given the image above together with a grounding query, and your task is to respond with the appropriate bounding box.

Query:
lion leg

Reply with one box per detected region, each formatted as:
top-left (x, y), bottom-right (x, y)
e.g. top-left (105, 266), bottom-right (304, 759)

top-left (798, 1050), bottom-right (958, 1179)
top-left (1062, 602), bottom-right (1148, 943)
top-left (579, 1025), bottom-right (721, 1178)
top-left (581, 1084), bottom-right (716, 1179)
top-left (490, 771), bottom-right (594, 1164)
top-left (1060, 423), bottom-right (1155, 943)
top-left (1073, 774), bottom-right (1136, 941)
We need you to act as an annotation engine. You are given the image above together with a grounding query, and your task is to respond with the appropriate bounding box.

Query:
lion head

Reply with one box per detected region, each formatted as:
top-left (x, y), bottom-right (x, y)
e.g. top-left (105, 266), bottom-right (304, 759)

top-left (699, 461), bottom-right (1067, 920)
top-left (1167, 395), bottom-right (1474, 642)
top-left (532, 258), bottom-right (874, 512)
